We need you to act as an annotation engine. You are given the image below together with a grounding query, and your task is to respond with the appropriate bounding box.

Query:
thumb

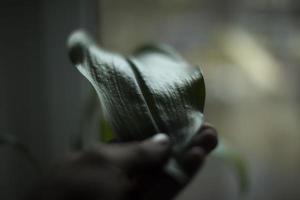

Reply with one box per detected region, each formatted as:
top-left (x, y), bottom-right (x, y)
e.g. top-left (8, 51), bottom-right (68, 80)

top-left (105, 134), bottom-right (171, 174)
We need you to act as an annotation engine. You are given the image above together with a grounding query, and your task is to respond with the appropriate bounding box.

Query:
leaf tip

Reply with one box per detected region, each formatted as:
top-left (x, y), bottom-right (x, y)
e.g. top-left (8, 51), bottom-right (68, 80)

top-left (67, 30), bottom-right (93, 65)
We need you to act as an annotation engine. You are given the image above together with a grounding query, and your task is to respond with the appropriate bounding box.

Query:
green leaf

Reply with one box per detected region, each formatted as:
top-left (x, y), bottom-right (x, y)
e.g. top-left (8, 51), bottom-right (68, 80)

top-left (212, 139), bottom-right (249, 194)
top-left (68, 31), bottom-right (205, 182)
top-left (99, 116), bottom-right (115, 142)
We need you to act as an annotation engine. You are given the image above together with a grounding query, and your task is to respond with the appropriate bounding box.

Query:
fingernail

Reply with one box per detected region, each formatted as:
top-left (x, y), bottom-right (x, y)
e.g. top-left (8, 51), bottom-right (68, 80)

top-left (151, 133), bottom-right (170, 145)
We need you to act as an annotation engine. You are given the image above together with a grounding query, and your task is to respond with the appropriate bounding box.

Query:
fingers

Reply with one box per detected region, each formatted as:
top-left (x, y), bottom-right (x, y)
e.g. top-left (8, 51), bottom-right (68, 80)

top-left (181, 147), bottom-right (206, 176)
top-left (190, 123), bottom-right (218, 154)
top-left (71, 123), bottom-right (217, 181)
top-left (101, 134), bottom-right (171, 174)
top-left (181, 123), bottom-right (218, 176)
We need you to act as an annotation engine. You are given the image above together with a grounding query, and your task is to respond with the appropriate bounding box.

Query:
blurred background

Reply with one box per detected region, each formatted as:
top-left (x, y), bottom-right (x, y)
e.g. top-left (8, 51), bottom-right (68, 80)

top-left (1, 0), bottom-right (300, 200)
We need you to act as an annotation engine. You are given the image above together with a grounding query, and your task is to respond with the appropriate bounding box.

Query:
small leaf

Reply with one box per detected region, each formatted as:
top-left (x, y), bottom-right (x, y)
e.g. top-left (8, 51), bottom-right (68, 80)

top-left (212, 139), bottom-right (249, 194)
top-left (68, 31), bottom-right (206, 182)
top-left (99, 116), bottom-right (115, 142)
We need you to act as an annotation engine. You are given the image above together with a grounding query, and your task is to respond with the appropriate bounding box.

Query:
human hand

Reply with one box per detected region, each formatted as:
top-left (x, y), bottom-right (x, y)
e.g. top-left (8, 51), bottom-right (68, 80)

top-left (28, 123), bottom-right (217, 200)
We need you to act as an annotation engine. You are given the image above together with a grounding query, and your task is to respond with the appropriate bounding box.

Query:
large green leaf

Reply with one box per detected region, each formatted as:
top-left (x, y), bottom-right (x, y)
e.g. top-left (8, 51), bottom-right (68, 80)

top-left (68, 31), bottom-right (205, 182)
